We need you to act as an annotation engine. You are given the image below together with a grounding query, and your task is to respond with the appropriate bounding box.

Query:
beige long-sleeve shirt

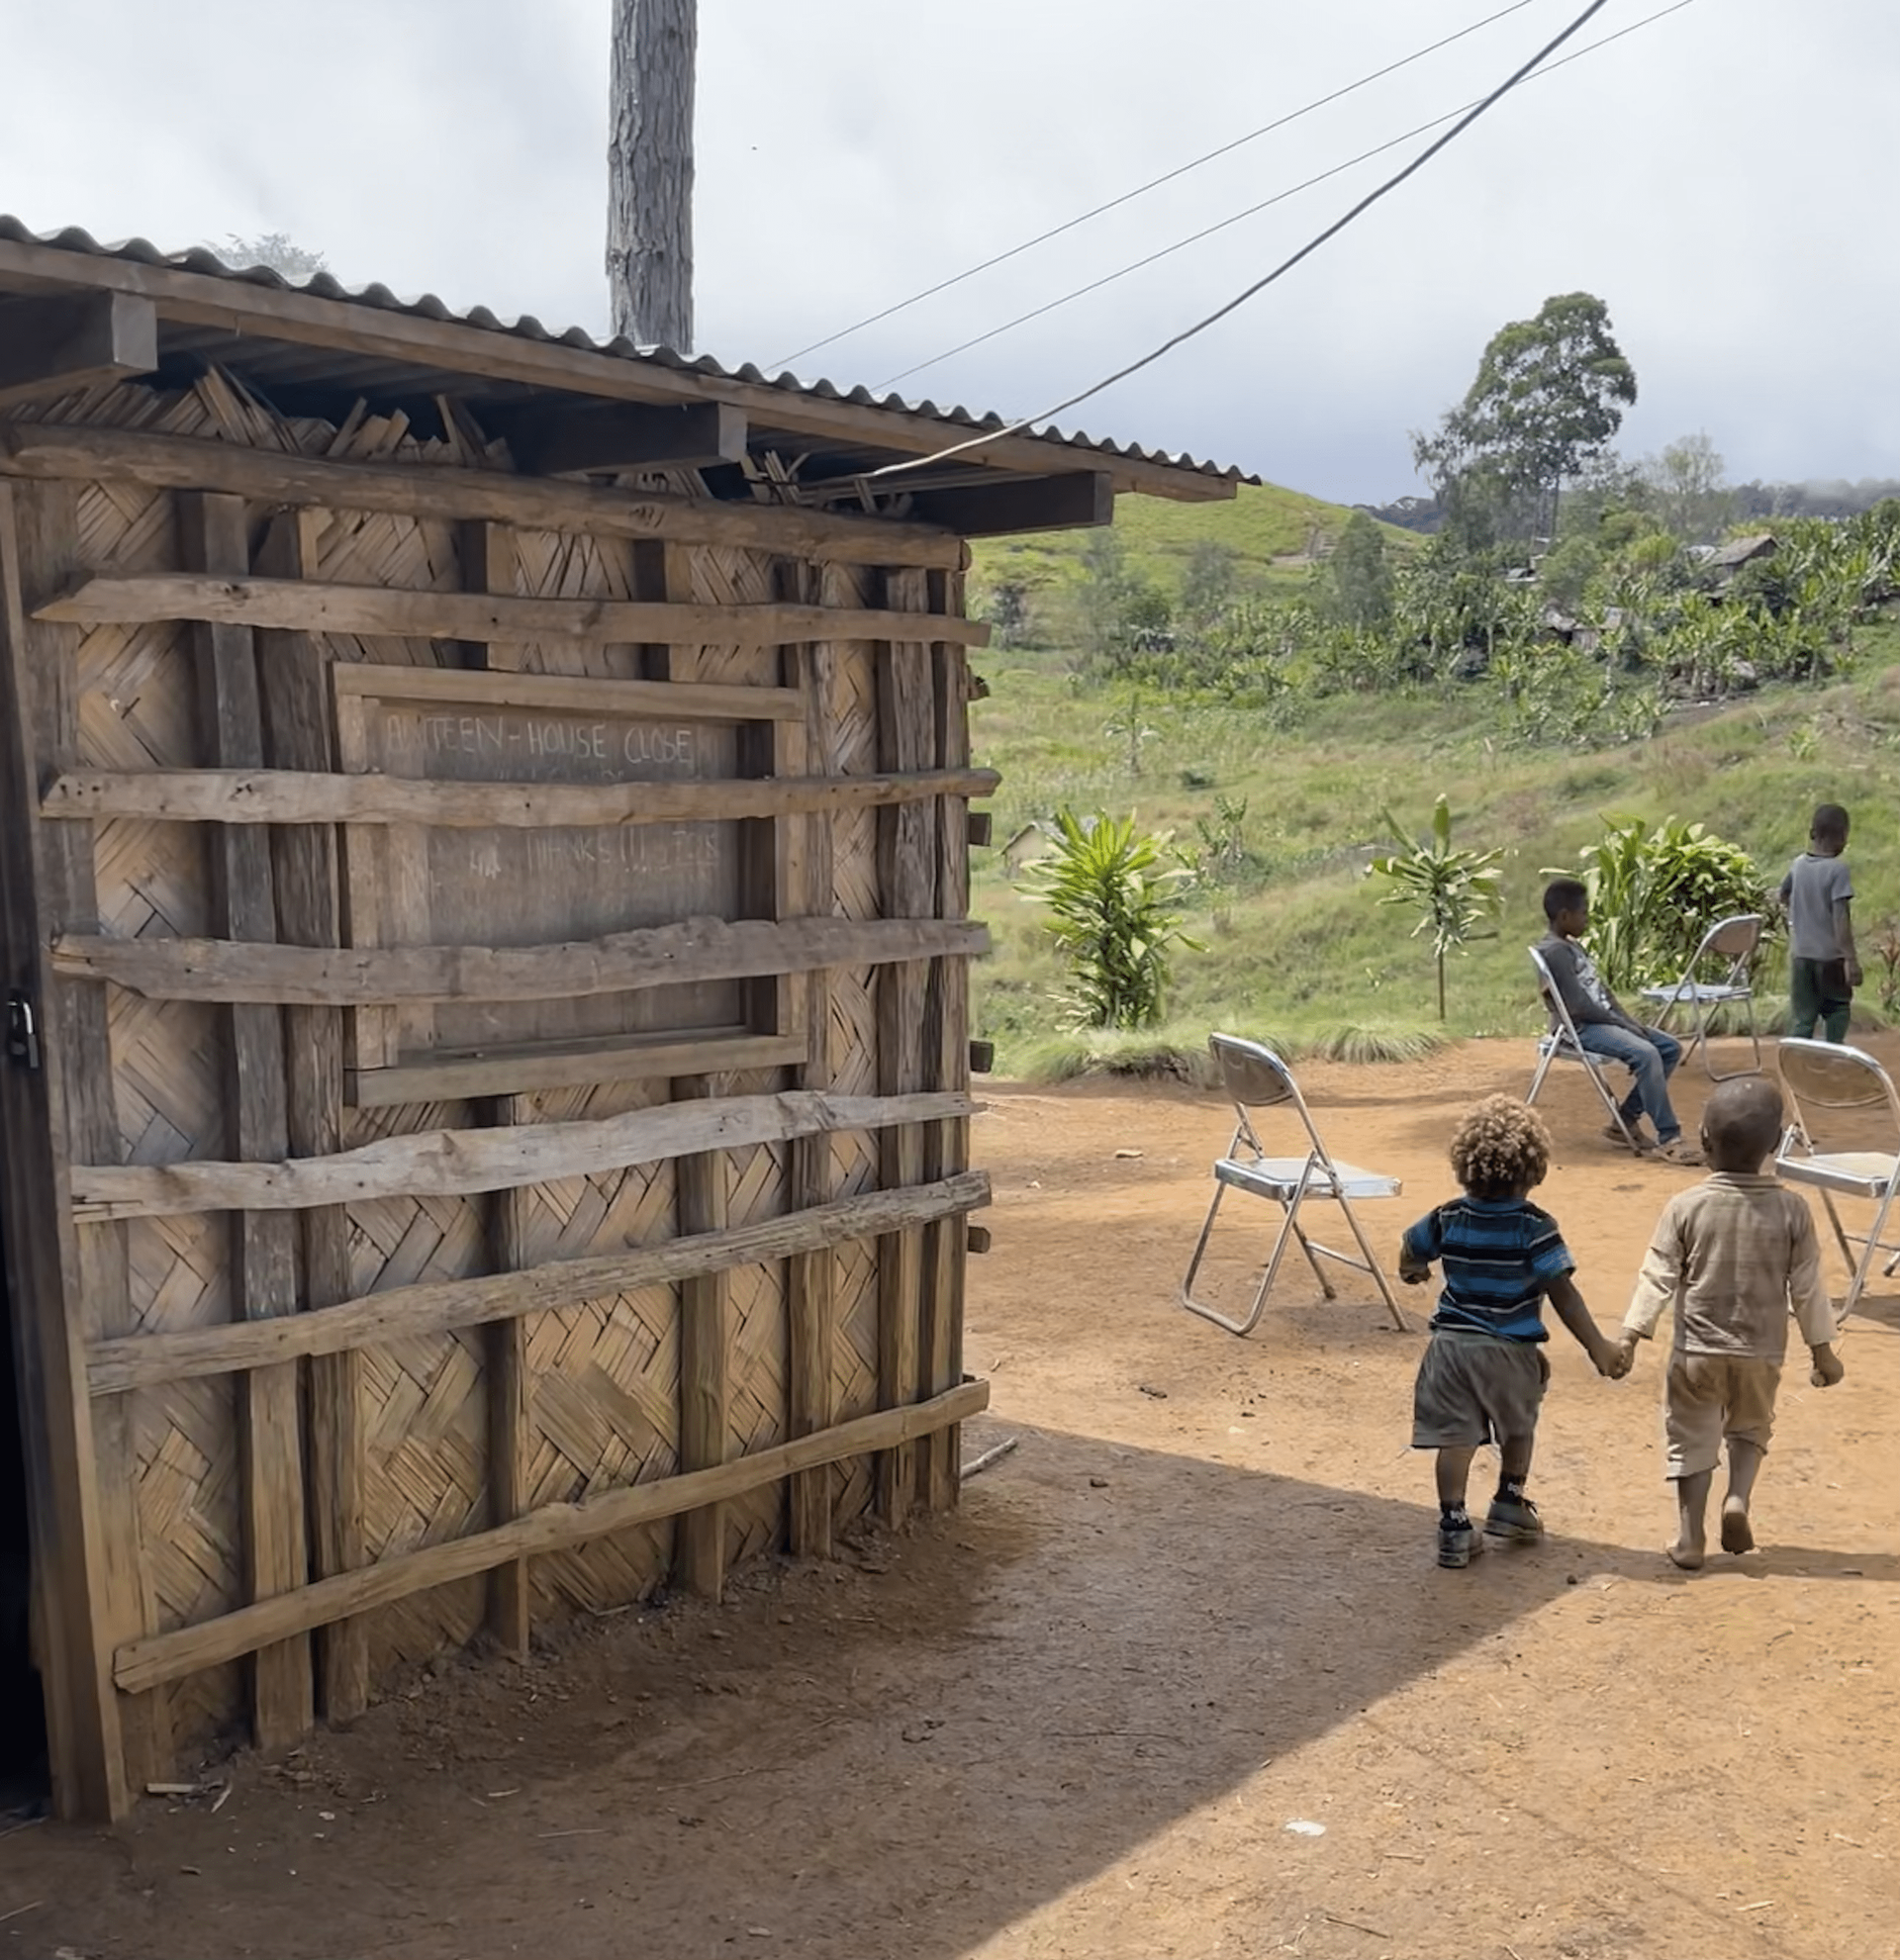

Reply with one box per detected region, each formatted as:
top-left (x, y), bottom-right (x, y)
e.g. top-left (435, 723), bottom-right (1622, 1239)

top-left (1623, 1172), bottom-right (1836, 1361)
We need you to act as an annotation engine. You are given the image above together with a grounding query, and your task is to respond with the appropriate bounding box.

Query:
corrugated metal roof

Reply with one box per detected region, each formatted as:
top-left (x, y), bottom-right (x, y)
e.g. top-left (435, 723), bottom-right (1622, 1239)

top-left (0, 218), bottom-right (1254, 487)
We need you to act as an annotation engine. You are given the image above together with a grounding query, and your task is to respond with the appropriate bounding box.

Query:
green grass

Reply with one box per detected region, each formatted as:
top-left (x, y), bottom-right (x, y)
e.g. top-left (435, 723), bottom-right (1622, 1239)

top-left (969, 479), bottom-right (1414, 605)
top-left (972, 623), bottom-right (1900, 1076)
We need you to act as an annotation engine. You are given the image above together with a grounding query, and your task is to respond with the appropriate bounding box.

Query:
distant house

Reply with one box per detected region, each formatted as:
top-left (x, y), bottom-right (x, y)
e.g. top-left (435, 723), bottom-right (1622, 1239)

top-left (1001, 821), bottom-right (1056, 878)
top-left (1704, 532), bottom-right (1778, 591)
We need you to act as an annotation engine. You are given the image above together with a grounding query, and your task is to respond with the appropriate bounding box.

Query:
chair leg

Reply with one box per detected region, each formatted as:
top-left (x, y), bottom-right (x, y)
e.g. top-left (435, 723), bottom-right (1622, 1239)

top-left (1581, 1058), bottom-right (1640, 1147)
top-left (1334, 1195), bottom-right (1408, 1332)
top-left (1235, 1185), bottom-right (1312, 1337)
top-left (1819, 1187), bottom-right (1858, 1283)
top-left (1291, 1216), bottom-right (1336, 1300)
top-left (1180, 1180), bottom-right (1234, 1325)
top-left (1854, 1183), bottom-right (1900, 1316)
top-left (1526, 1048), bottom-right (1556, 1106)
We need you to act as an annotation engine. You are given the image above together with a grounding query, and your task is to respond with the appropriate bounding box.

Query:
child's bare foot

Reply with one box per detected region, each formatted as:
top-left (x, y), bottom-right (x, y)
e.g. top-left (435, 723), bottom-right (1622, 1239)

top-left (1667, 1537), bottom-right (1705, 1570)
top-left (1720, 1498), bottom-right (1756, 1555)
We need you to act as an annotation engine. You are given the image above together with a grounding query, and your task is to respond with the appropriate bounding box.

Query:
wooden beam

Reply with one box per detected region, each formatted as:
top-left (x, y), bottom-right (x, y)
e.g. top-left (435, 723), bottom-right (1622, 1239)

top-left (907, 471), bottom-right (1114, 538)
top-left (112, 1379), bottom-right (991, 1697)
top-left (0, 419), bottom-right (968, 569)
top-left (69, 1087), bottom-right (976, 1220)
top-left (0, 478), bottom-right (142, 1818)
top-left (36, 573), bottom-right (992, 651)
top-left (0, 238), bottom-right (1237, 500)
top-left (484, 1095), bottom-right (531, 1657)
top-left (874, 570), bottom-right (937, 1527)
top-left (51, 914), bottom-right (990, 1006)
top-left (330, 660), bottom-right (805, 722)
top-left (41, 763), bottom-right (1001, 829)
top-left (85, 1167), bottom-right (990, 1401)
top-left (251, 509), bottom-right (368, 1728)
top-left (180, 493), bottom-right (313, 1754)
top-left (0, 293), bottom-right (157, 410)
top-left (496, 400), bottom-right (748, 476)
top-left (672, 1078), bottom-right (730, 1601)
top-left (350, 1030), bottom-right (807, 1108)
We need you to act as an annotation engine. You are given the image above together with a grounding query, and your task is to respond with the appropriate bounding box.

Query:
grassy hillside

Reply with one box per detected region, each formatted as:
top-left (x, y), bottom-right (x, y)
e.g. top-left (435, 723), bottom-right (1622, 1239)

top-left (969, 626), bottom-right (1900, 1075)
top-left (969, 478), bottom-right (1412, 605)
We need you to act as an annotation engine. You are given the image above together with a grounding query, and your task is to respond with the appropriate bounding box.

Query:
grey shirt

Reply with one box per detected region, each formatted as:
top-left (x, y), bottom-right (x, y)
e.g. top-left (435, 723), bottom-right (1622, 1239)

top-left (1778, 852), bottom-right (1853, 962)
top-left (1536, 932), bottom-right (1627, 1029)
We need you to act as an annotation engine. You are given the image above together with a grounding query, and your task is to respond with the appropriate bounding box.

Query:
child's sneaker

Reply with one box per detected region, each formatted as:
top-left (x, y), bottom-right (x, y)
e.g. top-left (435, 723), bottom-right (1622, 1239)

top-left (1437, 1512), bottom-right (1486, 1568)
top-left (1484, 1493), bottom-right (1545, 1542)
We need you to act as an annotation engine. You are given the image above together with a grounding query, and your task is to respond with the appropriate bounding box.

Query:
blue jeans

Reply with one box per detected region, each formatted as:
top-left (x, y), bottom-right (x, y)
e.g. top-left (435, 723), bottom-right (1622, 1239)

top-left (1576, 1022), bottom-right (1684, 1143)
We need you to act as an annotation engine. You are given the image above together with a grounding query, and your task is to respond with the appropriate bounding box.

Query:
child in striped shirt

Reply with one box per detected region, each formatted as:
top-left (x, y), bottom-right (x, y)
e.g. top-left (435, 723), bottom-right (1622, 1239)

top-left (1400, 1095), bottom-right (1625, 1568)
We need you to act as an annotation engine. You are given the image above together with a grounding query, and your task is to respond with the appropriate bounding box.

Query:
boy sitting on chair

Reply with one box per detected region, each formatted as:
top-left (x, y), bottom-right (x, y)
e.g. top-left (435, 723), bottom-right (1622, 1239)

top-left (1616, 1076), bottom-right (1845, 1569)
top-left (1401, 1095), bottom-right (1624, 1569)
top-left (1539, 878), bottom-right (1700, 1166)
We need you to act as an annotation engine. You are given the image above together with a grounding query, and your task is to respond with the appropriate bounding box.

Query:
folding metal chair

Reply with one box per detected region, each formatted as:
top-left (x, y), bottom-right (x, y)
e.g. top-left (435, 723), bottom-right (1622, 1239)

top-left (1774, 1037), bottom-right (1900, 1322)
top-left (1640, 912), bottom-right (1763, 1078)
top-left (1525, 945), bottom-right (1641, 1148)
top-left (1181, 1034), bottom-right (1406, 1336)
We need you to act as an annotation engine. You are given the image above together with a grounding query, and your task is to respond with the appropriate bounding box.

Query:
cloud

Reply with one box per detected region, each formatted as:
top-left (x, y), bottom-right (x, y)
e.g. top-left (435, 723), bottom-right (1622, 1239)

top-left (3, 0), bottom-right (1894, 501)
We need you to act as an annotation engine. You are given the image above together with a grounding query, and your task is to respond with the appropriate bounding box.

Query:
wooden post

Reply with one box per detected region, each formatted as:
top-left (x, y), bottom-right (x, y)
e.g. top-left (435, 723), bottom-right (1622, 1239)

top-left (181, 493), bottom-right (314, 1753)
top-left (254, 509), bottom-right (367, 1726)
top-left (921, 568), bottom-right (973, 1512)
top-left (0, 479), bottom-right (144, 1818)
top-left (467, 511), bottom-right (533, 1652)
top-left (873, 568), bottom-right (938, 1525)
top-left (607, 0), bottom-right (699, 350)
top-left (786, 563), bottom-right (839, 1558)
top-left (672, 1077), bottom-right (729, 1597)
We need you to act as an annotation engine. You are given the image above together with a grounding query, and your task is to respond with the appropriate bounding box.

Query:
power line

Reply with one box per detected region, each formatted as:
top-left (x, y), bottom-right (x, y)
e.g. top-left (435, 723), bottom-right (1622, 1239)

top-left (875, 0), bottom-right (1695, 395)
top-left (768, 0), bottom-right (1542, 372)
top-left (864, 0), bottom-right (1666, 484)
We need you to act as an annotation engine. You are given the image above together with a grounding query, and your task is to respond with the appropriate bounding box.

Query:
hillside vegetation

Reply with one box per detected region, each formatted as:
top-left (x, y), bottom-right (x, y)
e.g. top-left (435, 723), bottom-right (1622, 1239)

top-left (968, 623), bottom-right (1900, 1077)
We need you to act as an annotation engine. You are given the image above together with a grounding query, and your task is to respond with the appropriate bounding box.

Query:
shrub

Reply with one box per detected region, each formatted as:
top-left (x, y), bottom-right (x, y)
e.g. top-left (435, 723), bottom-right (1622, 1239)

top-left (1023, 809), bottom-right (1202, 1030)
top-left (1547, 815), bottom-right (1768, 994)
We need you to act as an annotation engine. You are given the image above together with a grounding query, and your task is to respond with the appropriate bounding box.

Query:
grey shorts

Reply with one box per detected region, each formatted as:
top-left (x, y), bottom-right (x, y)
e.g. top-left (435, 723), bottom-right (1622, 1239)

top-left (1412, 1330), bottom-right (1549, 1448)
top-left (1663, 1353), bottom-right (1780, 1479)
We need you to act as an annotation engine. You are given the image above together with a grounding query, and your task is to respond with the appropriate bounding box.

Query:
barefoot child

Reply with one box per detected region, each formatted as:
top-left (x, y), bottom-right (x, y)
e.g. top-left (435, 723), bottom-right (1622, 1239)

top-left (1400, 1095), bottom-right (1624, 1569)
top-left (1616, 1076), bottom-right (1845, 1568)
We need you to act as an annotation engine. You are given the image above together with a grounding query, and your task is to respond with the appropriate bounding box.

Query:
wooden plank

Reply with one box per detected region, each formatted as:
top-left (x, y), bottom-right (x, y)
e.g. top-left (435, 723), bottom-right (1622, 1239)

top-left (786, 583), bottom-right (840, 1559)
top-left (70, 1087), bottom-right (975, 1220)
top-left (671, 1077), bottom-right (729, 1601)
top-left (873, 569), bottom-right (938, 1526)
top-left (51, 915), bottom-right (991, 1006)
top-left (485, 1096), bottom-right (531, 1655)
top-left (37, 574), bottom-right (993, 651)
top-left (87, 1172), bottom-right (991, 1396)
top-left (908, 471), bottom-right (1114, 538)
top-left (0, 293), bottom-right (157, 409)
top-left (332, 659), bottom-right (805, 723)
top-left (493, 400), bottom-right (748, 476)
top-left (351, 1030), bottom-right (807, 1108)
top-left (180, 493), bottom-right (313, 1754)
top-left (113, 1379), bottom-right (991, 1697)
top-left (42, 763), bottom-right (1001, 829)
top-left (253, 508), bottom-right (367, 1727)
top-left (0, 237), bottom-right (1235, 501)
top-left (0, 419), bottom-right (969, 568)
top-left (923, 573), bottom-right (976, 1513)
top-left (0, 478), bottom-right (139, 1818)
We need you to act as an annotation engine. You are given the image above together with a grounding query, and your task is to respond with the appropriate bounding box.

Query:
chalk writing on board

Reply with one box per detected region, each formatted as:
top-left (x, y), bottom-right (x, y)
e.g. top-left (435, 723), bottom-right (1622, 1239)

top-left (458, 825), bottom-right (723, 882)
top-left (381, 708), bottom-right (703, 780)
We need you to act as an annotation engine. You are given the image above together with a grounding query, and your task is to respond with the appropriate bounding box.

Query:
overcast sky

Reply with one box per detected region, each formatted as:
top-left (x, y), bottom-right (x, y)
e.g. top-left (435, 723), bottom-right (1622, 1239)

top-left (1, 0), bottom-right (1892, 503)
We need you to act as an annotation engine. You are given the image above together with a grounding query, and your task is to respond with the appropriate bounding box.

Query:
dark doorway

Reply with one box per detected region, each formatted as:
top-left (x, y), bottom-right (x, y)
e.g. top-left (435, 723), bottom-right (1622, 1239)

top-left (0, 1203), bottom-right (48, 1815)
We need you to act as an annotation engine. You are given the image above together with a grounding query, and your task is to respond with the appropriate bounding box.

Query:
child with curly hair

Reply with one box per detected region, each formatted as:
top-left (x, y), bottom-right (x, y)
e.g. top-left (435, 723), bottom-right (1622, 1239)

top-left (1400, 1094), bottom-right (1625, 1568)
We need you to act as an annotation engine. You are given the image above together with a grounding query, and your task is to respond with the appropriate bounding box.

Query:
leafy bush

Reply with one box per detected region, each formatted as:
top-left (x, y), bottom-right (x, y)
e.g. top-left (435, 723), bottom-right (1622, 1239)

top-left (1547, 815), bottom-right (1768, 994)
top-left (1024, 810), bottom-right (1202, 1030)
top-left (1369, 795), bottom-right (1506, 1019)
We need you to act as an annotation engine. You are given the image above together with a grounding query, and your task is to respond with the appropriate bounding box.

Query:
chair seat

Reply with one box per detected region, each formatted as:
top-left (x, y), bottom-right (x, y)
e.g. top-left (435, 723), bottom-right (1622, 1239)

top-left (1776, 1149), bottom-right (1900, 1198)
top-left (1640, 981), bottom-right (1754, 1004)
top-left (1536, 1034), bottom-right (1610, 1067)
top-left (1216, 1155), bottom-right (1401, 1203)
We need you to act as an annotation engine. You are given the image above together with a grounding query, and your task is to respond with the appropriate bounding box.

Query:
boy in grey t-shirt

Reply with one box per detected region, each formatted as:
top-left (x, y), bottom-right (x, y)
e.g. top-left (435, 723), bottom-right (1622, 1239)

top-left (1778, 803), bottom-right (1858, 1043)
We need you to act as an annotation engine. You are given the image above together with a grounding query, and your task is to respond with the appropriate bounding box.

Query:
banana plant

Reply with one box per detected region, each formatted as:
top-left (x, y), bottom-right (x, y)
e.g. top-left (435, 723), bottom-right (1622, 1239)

top-left (1369, 795), bottom-right (1506, 1021)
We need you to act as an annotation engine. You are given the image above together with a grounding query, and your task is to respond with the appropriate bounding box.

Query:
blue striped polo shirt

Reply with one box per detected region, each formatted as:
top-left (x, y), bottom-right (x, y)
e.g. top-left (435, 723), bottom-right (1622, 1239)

top-left (1401, 1196), bottom-right (1574, 1343)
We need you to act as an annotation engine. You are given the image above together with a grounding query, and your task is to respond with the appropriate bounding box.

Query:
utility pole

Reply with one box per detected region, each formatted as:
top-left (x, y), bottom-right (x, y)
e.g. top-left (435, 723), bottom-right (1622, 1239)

top-left (607, 0), bottom-right (697, 350)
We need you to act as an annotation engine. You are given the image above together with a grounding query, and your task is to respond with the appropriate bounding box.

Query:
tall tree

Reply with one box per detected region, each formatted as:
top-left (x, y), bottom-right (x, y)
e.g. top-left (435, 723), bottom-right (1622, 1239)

top-left (1414, 292), bottom-right (1637, 547)
top-left (1325, 511), bottom-right (1395, 630)
top-left (607, 0), bottom-right (698, 349)
top-left (1641, 432), bottom-right (1734, 543)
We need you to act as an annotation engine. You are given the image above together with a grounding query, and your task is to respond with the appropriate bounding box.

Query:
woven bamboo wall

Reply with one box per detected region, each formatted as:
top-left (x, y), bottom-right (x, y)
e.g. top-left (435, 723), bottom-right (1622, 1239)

top-left (6, 365), bottom-right (977, 1778)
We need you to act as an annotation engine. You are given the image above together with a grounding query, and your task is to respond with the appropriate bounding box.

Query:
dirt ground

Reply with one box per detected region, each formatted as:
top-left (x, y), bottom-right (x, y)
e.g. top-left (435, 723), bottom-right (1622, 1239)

top-left (6, 1039), bottom-right (1900, 1960)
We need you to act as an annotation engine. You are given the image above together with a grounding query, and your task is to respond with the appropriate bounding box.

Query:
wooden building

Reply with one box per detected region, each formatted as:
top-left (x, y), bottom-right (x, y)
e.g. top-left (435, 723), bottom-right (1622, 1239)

top-left (0, 221), bottom-right (1242, 1820)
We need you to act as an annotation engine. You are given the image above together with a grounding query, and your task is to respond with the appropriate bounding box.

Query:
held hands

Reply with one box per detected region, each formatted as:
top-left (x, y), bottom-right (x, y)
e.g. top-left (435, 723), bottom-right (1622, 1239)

top-left (1590, 1333), bottom-right (1634, 1380)
top-left (1810, 1343), bottom-right (1846, 1388)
